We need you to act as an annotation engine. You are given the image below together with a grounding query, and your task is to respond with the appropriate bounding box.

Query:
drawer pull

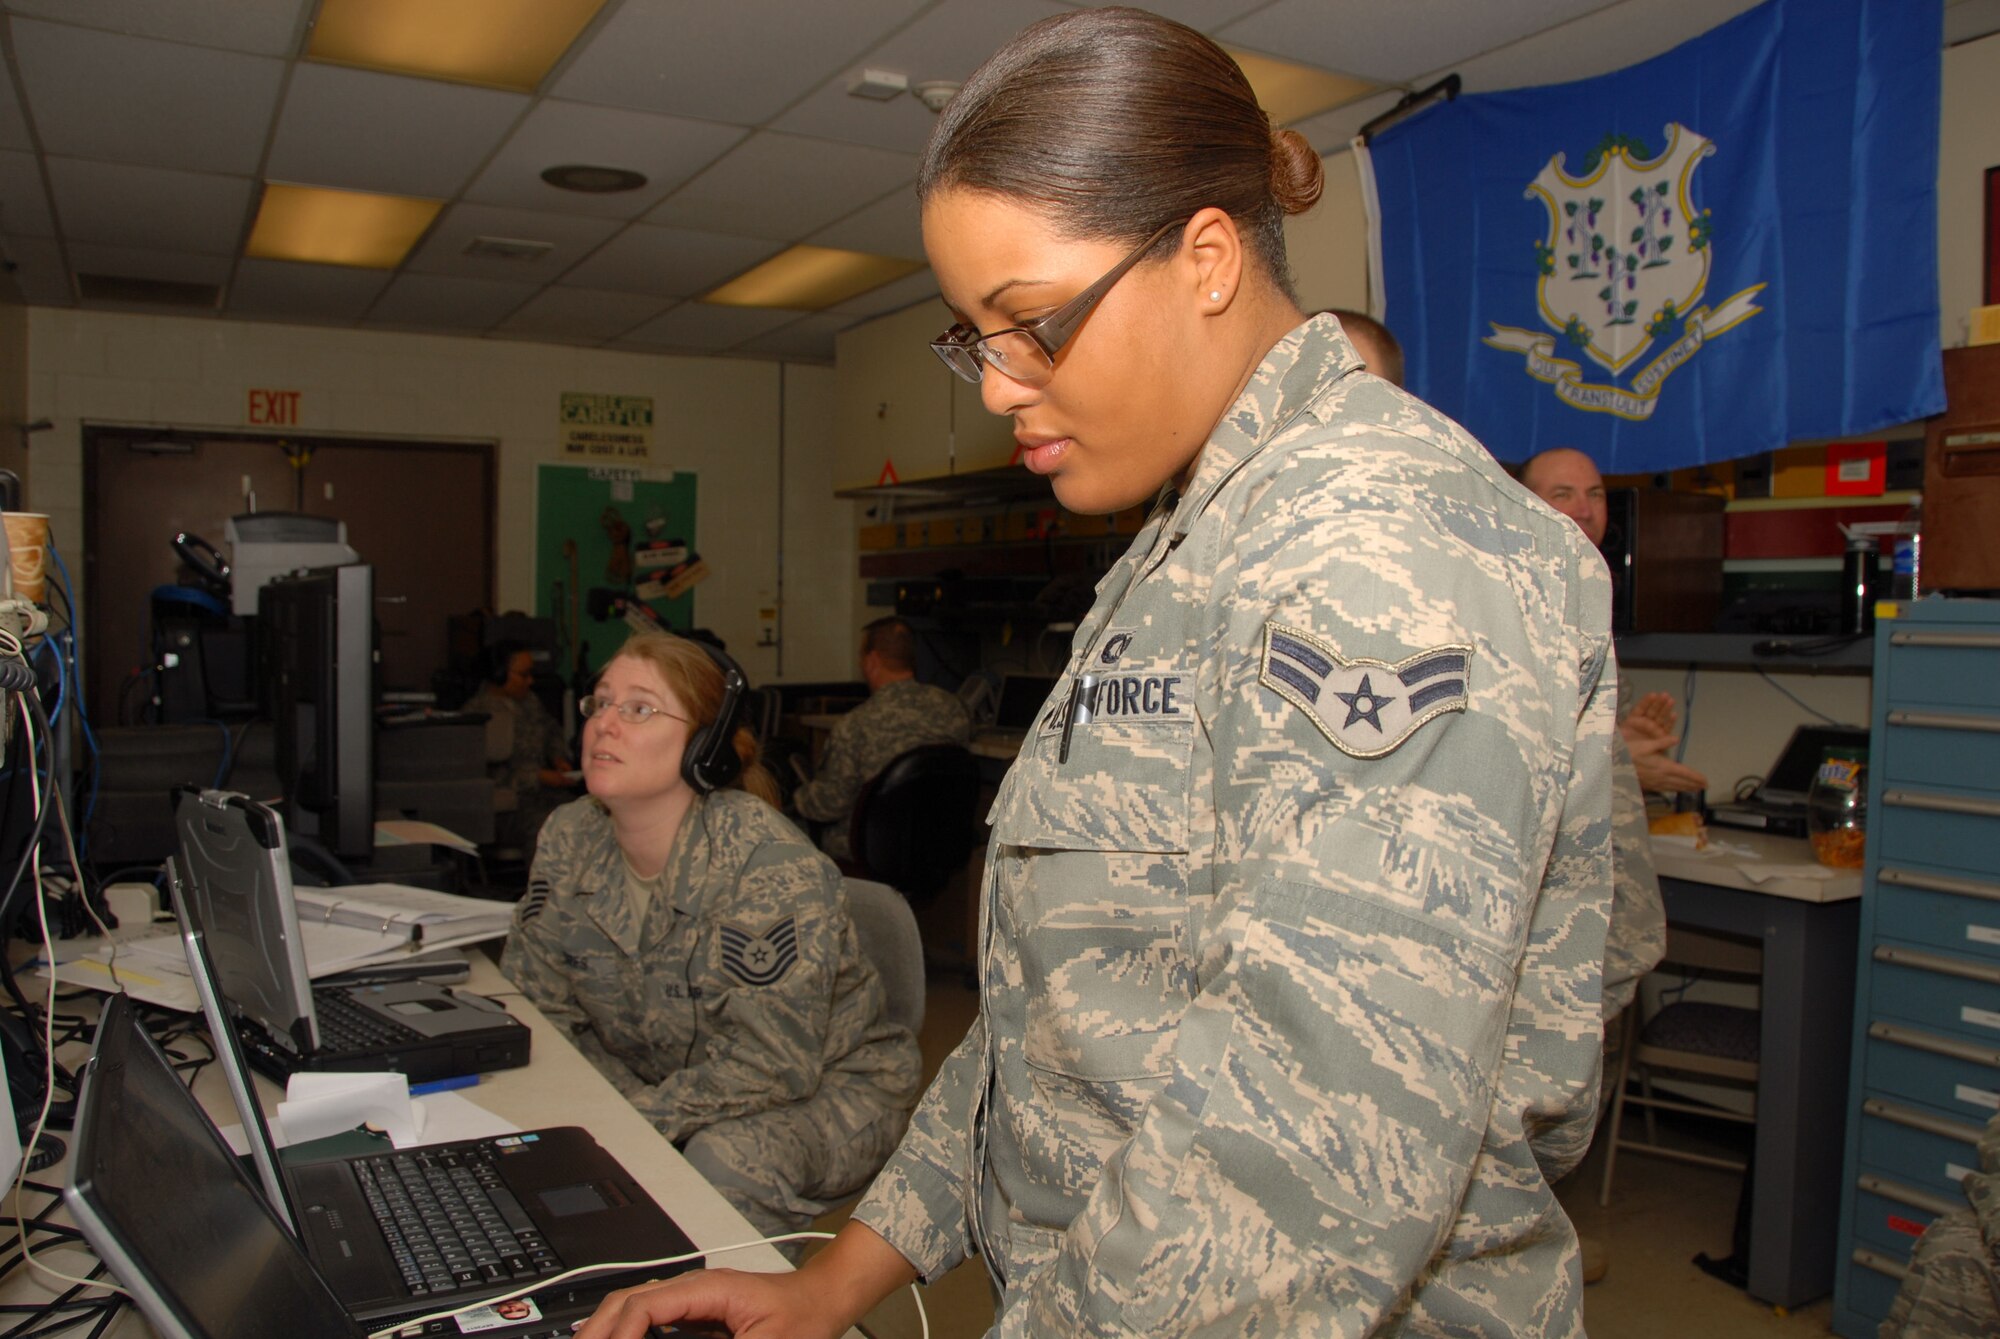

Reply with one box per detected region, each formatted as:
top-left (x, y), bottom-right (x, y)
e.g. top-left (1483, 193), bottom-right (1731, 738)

top-left (1870, 1020), bottom-right (2000, 1068)
top-left (1852, 1246), bottom-right (1910, 1280)
top-left (1873, 943), bottom-right (2000, 986)
top-left (1884, 790), bottom-right (2000, 820)
top-left (1888, 709), bottom-right (2000, 734)
top-left (1863, 1097), bottom-right (1986, 1145)
top-left (1880, 867), bottom-right (2000, 903)
top-left (1890, 631), bottom-right (2000, 649)
top-left (1856, 1172), bottom-right (1962, 1218)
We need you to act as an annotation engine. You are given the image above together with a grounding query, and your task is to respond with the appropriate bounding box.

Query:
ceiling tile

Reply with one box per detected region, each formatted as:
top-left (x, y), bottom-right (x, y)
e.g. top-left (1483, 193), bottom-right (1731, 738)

top-left (267, 64), bottom-right (527, 199)
top-left (66, 243), bottom-right (231, 284)
top-left (0, 150), bottom-right (55, 236)
top-left (558, 224), bottom-right (781, 298)
top-left (405, 203), bottom-right (624, 280)
top-left (730, 311), bottom-right (850, 363)
top-left (617, 301), bottom-right (805, 352)
top-left (365, 273), bottom-right (539, 331)
top-left (498, 285), bottom-right (675, 341)
top-left (12, 20), bottom-right (284, 174)
top-left (770, 0), bottom-right (1075, 152)
top-left (1218, 0), bottom-right (1622, 83)
top-left (810, 185), bottom-right (924, 261)
top-left (0, 59), bottom-right (31, 152)
top-left (1, 236), bottom-right (72, 305)
top-left (551, 0), bottom-right (932, 125)
top-left (827, 266), bottom-right (939, 320)
top-left (3, 0), bottom-right (310, 56)
top-left (646, 133), bottom-right (916, 241)
top-left (46, 158), bottom-right (253, 253)
top-left (463, 100), bottom-right (748, 220)
top-left (1096, 0), bottom-right (1272, 31)
top-left (1438, 0), bottom-right (1766, 91)
top-left (227, 258), bottom-right (391, 321)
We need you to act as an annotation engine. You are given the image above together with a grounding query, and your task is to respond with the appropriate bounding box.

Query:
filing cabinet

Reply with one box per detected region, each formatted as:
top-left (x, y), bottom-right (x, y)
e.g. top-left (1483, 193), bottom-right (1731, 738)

top-left (1832, 599), bottom-right (2000, 1337)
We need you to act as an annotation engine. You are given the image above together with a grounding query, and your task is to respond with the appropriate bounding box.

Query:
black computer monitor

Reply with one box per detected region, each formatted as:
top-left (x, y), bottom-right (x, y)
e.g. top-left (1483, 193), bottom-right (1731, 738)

top-left (259, 564), bottom-right (375, 861)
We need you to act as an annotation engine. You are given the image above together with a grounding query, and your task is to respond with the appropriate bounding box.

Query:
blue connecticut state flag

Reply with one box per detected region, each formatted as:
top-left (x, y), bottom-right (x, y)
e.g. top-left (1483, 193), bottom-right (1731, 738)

top-left (1361, 0), bottom-right (1945, 472)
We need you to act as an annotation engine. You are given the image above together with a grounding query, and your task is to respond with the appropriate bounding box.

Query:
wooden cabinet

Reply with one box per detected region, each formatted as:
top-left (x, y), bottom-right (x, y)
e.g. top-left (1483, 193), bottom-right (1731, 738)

top-left (834, 304), bottom-right (1028, 490)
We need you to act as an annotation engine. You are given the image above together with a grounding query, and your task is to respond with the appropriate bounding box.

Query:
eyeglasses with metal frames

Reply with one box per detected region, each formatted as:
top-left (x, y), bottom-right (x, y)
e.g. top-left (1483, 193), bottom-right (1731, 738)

top-left (578, 695), bottom-right (689, 726)
top-left (929, 217), bottom-right (1191, 386)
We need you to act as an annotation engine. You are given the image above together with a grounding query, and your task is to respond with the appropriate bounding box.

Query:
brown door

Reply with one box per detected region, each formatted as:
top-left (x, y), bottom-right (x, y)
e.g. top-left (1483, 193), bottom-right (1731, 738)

top-left (85, 429), bottom-right (494, 725)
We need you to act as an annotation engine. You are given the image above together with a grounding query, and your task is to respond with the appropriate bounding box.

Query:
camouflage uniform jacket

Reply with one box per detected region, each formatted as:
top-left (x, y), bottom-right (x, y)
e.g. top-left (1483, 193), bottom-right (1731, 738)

top-left (500, 790), bottom-right (921, 1145)
top-left (1604, 734), bottom-right (1667, 1020)
top-left (793, 679), bottom-right (972, 858)
top-left (464, 684), bottom-right (567, 801)
top-left (852, 315), bottom-right (1617, 1337)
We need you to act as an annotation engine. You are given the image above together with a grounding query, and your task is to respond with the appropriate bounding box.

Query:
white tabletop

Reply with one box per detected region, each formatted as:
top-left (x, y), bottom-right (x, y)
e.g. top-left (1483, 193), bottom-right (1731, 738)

top-left (1650, 826), bottom-right (1865, 903)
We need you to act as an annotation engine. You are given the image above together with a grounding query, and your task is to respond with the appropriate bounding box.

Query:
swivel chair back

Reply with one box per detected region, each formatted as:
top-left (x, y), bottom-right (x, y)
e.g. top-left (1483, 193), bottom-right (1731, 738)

top-left (846, 743), bottom-right (982, 906)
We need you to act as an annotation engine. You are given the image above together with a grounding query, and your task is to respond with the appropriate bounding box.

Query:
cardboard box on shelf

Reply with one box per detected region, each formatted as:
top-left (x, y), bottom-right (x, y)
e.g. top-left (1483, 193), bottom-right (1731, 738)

top-left (858, 524), bottom-right (898, 551)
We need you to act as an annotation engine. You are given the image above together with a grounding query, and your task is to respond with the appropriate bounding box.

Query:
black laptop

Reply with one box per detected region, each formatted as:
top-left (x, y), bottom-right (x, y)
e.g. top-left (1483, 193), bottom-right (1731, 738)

top-left (1707, 723), bottom-right (1869, 835)
top-left (66, 995), bottom-right (719, 1338)
top-left (172, 787), bottom-right (530, 1085)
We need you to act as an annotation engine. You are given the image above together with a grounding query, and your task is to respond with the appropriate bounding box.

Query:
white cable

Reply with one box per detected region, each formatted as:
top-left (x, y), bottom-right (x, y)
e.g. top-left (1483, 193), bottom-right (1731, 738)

top-left (6, 695), bottom-right (131, 1300)
top-left (365, 1229), bottom-right (930, 1339)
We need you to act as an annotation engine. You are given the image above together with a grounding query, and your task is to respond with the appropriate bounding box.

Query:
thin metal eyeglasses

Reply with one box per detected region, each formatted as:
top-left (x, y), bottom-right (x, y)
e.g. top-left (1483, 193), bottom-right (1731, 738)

top-left (929, 217), bottom-right (1191, 387)
top-left (578, 695), bottom-right (689, 726)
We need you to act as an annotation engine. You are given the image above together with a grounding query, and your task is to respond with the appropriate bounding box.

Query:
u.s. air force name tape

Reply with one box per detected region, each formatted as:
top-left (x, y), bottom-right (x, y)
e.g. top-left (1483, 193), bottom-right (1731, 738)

top-left (1258, 622), bottom-right (1472, 759)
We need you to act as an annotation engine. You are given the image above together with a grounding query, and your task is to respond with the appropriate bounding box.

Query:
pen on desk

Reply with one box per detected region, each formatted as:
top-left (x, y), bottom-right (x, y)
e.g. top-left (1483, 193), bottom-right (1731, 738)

top-left (408, 1074), bottom-right (480, 1096)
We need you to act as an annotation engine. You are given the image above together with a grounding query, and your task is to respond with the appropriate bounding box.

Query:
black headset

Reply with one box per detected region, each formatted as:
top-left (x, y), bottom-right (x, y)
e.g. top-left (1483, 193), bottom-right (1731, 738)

top-left (483, 641), bottom-right (526, 686)
top-left (681, 638), bottom-right (748, 794)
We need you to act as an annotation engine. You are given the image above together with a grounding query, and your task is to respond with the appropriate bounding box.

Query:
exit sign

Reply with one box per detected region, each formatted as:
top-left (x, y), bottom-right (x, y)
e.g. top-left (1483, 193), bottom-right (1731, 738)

top-left (248, 389), bottom-right (301, 425)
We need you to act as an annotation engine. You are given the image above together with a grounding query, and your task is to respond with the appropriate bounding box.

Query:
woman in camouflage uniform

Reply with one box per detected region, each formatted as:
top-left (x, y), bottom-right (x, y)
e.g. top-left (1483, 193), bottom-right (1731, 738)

top-left (500, 632), bottom-right (921, 1243)
top-left (581, 9), bottom-right (1616, 1337)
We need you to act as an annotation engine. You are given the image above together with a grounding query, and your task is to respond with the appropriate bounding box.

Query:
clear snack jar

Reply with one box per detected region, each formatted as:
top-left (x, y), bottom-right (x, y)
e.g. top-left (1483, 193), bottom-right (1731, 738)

top-left (1807, 746), bottom-right (1868, 869)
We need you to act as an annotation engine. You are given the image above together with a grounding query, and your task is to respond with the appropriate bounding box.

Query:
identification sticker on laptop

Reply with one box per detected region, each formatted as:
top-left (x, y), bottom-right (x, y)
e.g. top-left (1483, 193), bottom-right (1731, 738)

top-left (453, 1297), bottom-right (543, 1332)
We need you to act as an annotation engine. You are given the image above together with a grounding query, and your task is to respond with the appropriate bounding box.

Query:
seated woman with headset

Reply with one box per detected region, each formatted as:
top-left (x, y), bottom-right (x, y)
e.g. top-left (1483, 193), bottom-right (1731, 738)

top-left (501, 631), bottom-right (923, 1243)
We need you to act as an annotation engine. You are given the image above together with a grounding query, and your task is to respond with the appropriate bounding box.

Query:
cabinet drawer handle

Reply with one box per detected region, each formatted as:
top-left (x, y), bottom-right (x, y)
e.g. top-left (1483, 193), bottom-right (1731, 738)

top-left (1863, 1097), bottom-right (1986, 1144)
top-left (1881, 867), bottom-right (2000, 903)
top-left (1856, 1172), bottom-right (1963, 1218)
top-left (1888, 709), bottom-right (2000, 734)
top-left (1873, 944), bottom-right (2000, 986)
top-left (1890, 631), bottom-right (2000, 649)
top-left (1884, 790), bottom-right (2000, 820)
top-left (1851, 1246), bottom-right (1909, 1280)
top-left (1870, 1020), bottom-right (2000, 1068)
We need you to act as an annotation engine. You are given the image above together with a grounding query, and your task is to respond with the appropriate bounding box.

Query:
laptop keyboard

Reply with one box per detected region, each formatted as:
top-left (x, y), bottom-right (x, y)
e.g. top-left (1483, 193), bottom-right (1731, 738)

top-left (313, 985), bottom-right (425, 1051)
top-left (356, 1146), bottom-right (564, 1297)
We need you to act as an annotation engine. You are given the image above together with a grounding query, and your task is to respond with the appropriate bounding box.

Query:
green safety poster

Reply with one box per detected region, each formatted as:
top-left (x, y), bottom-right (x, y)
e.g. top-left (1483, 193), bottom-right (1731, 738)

top-left (534, 463), bottom-right (703, 678)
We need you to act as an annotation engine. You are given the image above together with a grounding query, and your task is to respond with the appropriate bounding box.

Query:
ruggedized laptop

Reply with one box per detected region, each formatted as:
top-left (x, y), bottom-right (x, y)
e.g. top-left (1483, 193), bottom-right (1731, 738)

top-left (66, 994), bottom-right (717, 1339)
top-left (172, 786), bottom-right (529, 1085)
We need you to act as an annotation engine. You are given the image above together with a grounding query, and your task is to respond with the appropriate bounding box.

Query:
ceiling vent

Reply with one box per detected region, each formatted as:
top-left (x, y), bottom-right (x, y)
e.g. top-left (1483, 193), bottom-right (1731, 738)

top-left (463, 235), bottom-right (556, 262)
top-left (76, 273), bottom-right (220, 308)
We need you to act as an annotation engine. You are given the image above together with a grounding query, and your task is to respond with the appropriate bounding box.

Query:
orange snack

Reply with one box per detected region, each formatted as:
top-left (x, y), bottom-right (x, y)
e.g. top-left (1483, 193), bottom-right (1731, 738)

top-left (1649, 811), bottom-right (1710, 849)
top-left (1811, 827), bottom-right (1867, 869)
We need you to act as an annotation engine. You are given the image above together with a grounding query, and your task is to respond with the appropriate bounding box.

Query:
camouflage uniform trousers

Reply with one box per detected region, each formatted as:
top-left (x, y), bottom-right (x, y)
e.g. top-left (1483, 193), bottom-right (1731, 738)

top-left (683, 1089), bottom-right (912, 1252)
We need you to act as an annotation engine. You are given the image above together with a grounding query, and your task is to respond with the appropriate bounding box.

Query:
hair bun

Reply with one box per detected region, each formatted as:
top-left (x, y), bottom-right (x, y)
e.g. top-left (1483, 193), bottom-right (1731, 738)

top-left (1270, 128), bottom-right (1325, 215)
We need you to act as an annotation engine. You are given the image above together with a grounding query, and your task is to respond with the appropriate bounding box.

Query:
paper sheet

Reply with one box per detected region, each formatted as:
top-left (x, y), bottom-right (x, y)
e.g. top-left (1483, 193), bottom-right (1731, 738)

top-left (217, 1091), bottom-right (520, 1156)
top-left (278, 1071), bottom-right (425, 1147)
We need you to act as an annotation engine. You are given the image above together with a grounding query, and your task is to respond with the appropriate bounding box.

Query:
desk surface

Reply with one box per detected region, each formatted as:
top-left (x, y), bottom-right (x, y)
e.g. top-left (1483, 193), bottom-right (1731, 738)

top-left (2, 950), bottom-right (813, 1335)
top-left (1651, 827), bottom-right (1863, 903)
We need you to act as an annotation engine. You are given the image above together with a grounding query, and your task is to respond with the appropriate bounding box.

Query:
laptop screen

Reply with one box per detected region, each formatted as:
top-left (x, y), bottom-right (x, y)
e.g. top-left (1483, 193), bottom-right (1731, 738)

top-left (65, 996), bottom-right (359, 1339)
top-left (995, 674), bottom-right (1059, 731)
top-left (1760, 724), bottom-right (1870, 805)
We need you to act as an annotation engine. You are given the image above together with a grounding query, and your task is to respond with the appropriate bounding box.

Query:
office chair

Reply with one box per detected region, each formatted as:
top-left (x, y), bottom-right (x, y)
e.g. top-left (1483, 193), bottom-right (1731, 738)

top-left (1599, 924), bottom-right (1763, 1206)
top-left (844, 743), bottom-right (982, 907)
top-left (841, 878), bottom-right (926, 1036)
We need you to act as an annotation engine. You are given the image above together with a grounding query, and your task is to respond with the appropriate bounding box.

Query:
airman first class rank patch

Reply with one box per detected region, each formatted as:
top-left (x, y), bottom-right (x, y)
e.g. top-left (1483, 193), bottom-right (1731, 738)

top-left (720, 915), bottom-right (800, 987)
top-left (1259, 622), bottom-right (1472, 758)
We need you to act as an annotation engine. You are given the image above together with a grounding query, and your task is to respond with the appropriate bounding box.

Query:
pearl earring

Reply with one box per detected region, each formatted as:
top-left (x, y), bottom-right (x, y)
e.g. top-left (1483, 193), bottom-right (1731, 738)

top-left (1209, 290), bottom-right (1222, 302)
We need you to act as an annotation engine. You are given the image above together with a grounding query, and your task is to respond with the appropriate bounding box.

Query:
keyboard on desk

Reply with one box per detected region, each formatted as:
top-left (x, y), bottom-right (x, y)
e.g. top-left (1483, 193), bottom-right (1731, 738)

top-left (314, 984), bottom-right (426, 1051)
top-left (356, 1145), bottom-right (564, 1299)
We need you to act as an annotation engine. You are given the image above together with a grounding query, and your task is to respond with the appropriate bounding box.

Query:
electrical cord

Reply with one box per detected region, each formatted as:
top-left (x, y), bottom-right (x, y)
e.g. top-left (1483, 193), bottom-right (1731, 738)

top-left (1753, 665), bottom-right (1856, 727)
top-left (363, 1231), bottom-right (931, 1339)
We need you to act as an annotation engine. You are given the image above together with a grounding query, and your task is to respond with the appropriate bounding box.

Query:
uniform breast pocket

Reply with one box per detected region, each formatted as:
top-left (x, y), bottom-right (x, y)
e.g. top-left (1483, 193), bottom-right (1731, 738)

top-left (993, 714), bottom-right (1198, 1090)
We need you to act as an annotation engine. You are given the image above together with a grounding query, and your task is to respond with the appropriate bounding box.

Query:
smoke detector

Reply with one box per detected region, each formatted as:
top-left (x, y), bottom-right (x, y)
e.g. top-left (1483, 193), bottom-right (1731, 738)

top-left (912, 80), bottom-right (960, 113)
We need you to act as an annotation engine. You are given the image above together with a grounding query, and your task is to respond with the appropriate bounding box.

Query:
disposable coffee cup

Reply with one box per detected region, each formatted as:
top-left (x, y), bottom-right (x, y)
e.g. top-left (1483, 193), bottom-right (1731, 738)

top-left (3, 512), bottom-right (50, 604)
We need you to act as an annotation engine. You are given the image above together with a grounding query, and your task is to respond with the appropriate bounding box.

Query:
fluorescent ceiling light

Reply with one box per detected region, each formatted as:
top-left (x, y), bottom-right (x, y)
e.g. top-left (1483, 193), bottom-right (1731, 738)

top-left (308, 0), bottom-right (607, 92)
top-left (1227, 48), bottom-right (1378, 126)
top-left (246, 183), bottom-right (444, 269)
top-left (704, 246), bottom-right (927, 312)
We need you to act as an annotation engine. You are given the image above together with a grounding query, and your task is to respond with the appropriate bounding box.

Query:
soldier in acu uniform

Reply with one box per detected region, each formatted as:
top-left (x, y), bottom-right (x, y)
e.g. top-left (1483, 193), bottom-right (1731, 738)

top-left (579, 9), bottom-right (1618, 1338)
top-left (501, 632), bottom-right (921, 1243)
